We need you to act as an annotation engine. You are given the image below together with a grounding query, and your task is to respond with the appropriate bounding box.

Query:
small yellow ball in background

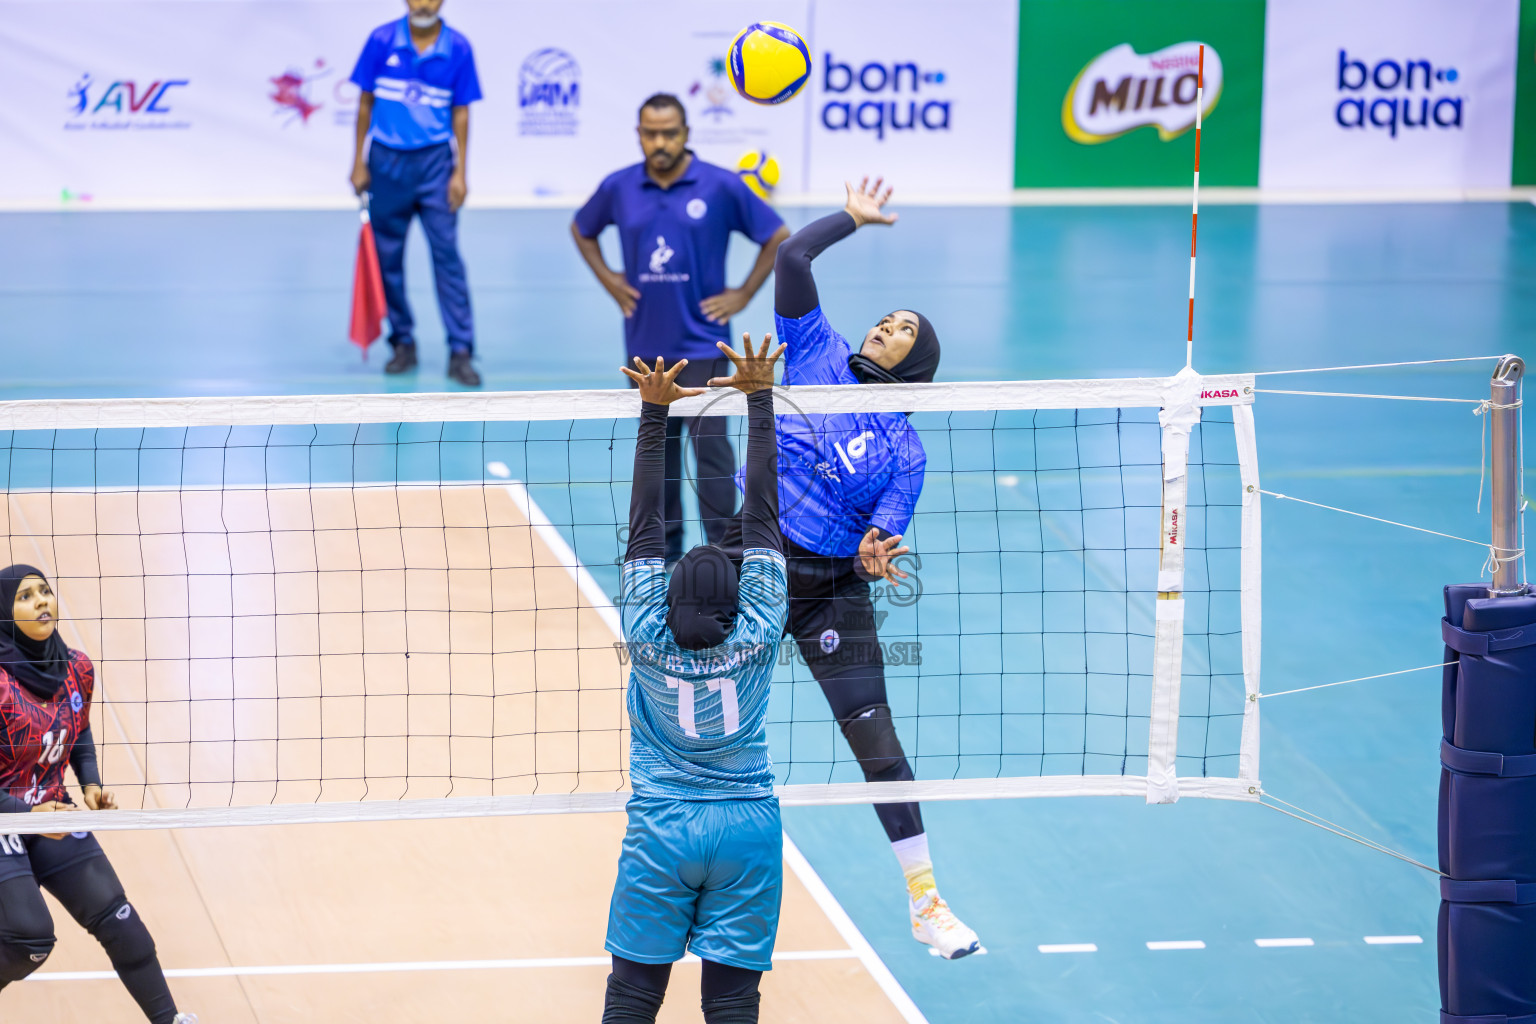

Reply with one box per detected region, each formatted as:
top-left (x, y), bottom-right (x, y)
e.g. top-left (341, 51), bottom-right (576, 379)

top-left (736, 151), bottom-right (781, 201)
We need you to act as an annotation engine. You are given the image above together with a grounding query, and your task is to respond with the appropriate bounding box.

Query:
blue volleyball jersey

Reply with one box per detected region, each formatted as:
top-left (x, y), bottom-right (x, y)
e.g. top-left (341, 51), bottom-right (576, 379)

top-left (739, 305), bottom-right (927, 557)
top-left (619, 549), bottom-right (787, 800)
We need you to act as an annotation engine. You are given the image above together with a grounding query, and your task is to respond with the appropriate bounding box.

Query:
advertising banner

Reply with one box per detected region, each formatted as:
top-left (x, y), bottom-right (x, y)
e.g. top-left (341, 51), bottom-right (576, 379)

top-left (1259, 0), bottom-right (1520, 189)
top-left (1013, 0), bottom-right (1266, 188)
top-left (1511, 0), bottom-right (1536, 185)
top-left (799, 0), bottom-right (1018, 196)
top-left (0, 0), bottom-right (1015, 209)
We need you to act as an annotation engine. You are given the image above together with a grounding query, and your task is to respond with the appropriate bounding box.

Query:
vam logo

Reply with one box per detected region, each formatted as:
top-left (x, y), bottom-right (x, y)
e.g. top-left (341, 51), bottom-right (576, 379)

top-left (518, 47), bottom-right (580, 137)
top-left (820, 53), bottom-right (950, 140)
top-left (1335, 50), bottom-right (1462, 137)
top-left (1063, 42), bottom-right (1220, 144)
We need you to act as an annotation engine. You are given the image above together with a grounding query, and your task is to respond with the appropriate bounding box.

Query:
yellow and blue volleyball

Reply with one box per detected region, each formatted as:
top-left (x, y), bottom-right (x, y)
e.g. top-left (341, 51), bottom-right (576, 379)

top-left (736, 151), bottom-right (781, 200)
top-left (727, 22), bottom-right (811, 105)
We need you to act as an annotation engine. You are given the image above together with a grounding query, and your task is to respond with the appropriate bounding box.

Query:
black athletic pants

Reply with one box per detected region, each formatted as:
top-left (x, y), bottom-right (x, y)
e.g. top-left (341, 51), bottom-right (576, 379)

top-left (0, 852), bottom-right (177, 1022)
top-left (722, 518), bottom-right (924, 842)
top-left (628, 355), bottom-right (737, 562)
top-left (602, 955), bottom-right (761, 1024)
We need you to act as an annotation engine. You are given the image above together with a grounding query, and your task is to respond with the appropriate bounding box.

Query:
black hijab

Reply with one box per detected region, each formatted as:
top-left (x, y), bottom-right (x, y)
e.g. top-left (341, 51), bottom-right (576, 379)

top-left (0, 565), bottom-right (71, 700)
top-left (666, 545), bottom-right (740, 651)
top-left (849, 310), bottom-right (941, 385)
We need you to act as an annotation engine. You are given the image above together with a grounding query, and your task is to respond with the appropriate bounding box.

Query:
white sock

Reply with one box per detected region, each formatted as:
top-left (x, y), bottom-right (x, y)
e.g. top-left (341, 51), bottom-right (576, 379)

top-left (892, 833), bottom-right (936, 901)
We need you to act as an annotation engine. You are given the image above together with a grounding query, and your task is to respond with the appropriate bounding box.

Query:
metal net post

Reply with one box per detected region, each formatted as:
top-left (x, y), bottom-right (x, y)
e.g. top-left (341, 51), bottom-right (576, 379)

top-left (1490, 355), bottom-right (1525, 596)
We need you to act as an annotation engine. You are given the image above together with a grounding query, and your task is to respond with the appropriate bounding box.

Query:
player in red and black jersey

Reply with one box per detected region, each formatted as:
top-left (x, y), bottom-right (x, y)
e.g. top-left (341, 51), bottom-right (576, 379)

top-left (0, 565), bottom-right (196, 1023)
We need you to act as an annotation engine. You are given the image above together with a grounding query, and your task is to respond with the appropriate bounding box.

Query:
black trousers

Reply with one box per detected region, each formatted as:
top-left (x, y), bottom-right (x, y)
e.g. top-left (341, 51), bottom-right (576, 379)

top-left (0, 849), bottom-right (177, 1023)
top-left (631, 355), bottom-right (737, 561)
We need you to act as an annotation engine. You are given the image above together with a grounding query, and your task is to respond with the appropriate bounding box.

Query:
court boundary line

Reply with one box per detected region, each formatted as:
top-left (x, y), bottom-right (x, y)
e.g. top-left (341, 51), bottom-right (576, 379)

top-left (6, 185), bottom-right (1536, 213)
top-left (24, 949), bottom-right (860, 982)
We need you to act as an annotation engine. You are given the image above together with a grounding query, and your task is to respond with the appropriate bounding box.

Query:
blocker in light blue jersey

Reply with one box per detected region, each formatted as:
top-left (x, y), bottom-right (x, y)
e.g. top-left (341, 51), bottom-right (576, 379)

top-left (743, 305), bottom-right (927, 557)
top-left (609, 550), bottom-right (787, 969)
top-left (607, 371), bottom-right (788, 975)
top-left (618, 551), bottom-right (786, 800)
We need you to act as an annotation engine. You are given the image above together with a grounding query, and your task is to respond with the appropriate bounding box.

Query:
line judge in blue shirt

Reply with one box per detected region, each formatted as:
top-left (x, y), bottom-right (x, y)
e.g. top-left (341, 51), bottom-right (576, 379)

top-left (572, 94), bottom-right (790, 564)
top-left (349, 0), bottom-right (483, 387)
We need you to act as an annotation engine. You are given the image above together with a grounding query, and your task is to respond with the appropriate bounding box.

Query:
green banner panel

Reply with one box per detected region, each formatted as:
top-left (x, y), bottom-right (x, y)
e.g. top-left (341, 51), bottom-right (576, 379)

top-left (1513, 0), bottom-right (1536, 184)
top-left (1015, 0), bottom-right (1265, 187)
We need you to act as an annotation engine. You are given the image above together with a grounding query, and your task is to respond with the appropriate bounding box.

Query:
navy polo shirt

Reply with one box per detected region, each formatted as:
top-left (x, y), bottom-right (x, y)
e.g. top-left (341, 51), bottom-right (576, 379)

top-left (574, 156), bottom-right (785, 361)
top-left (350, 18), bottom-right (482, 151)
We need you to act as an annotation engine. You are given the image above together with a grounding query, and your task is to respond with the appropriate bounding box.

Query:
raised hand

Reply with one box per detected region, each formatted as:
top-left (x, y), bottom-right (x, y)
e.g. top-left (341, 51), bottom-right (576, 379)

top-left (844, 176), bottom-right (898, 228)
top-left (858, 527), bottom-right (911, 584)
top-left (621, 356), bottom-right (707, 406)
top-left (708, 333), bottom-right (785, 394)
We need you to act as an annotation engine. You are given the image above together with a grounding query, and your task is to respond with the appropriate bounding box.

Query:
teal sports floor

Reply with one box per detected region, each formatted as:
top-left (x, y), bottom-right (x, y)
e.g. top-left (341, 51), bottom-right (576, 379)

top-left (2, 199), bottom-right (1531, 1022)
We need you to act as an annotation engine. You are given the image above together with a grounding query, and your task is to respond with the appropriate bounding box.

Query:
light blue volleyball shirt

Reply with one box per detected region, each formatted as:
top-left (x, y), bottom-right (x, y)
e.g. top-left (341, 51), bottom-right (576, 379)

top-left (619, 549), bottom-right (787, 800)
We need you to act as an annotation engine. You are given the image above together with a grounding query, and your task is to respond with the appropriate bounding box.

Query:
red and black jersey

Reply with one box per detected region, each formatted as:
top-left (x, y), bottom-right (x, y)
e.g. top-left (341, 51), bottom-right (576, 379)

top-left (0, 648), bottom-right (93, 807)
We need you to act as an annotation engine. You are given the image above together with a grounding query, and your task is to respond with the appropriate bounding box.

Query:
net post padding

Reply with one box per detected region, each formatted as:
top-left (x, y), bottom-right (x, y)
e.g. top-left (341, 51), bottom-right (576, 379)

top-left (1439, 586), bottom-right (1536, 1022)
top-left (1147, 367), bottom-right (1203, 804)
top-left (1234, 404), bottom-right (1263, 783)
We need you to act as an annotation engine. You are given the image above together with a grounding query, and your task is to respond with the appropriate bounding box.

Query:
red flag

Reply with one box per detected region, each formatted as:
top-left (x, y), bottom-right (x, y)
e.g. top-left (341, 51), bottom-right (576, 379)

top-left (348, 208), bottom-right (387, 354)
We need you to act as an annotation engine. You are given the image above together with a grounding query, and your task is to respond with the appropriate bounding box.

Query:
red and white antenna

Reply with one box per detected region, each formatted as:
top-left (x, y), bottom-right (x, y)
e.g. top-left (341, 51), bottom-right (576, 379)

top-left (1185, 45), bottom-right (1205, 370)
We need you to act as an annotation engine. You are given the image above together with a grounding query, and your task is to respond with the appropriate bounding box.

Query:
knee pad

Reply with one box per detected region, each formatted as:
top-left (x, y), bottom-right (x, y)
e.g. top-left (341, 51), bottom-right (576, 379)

top-left (88, 898), bottom-right (157, 971)
top-left (602, 973), bottom-right (665, 1024)
top-left (0, 936), bottom-right (56, 984)
top-left (702, 991), bottom-right (761, 1024)
top-left (839, 704), bottom-right (913, 781)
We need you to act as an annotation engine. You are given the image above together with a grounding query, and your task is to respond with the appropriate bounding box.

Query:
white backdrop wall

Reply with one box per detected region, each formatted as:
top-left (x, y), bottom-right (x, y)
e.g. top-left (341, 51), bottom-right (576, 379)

top-left (0, 0), bottom-right (1018, 209)
top-left (1259, 0), bottom-right (1521, 189)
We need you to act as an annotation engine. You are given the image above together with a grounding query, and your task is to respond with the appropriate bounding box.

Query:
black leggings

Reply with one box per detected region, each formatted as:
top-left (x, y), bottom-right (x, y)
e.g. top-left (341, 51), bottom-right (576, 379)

top-left (721, 516), bottom-right (924, 842)
top-left (0, 856), bottom-right (177, 1023)
top-left (783, 540), bottom-right (924, 842)
top-left (603, 955), bottom-right (761, 1024)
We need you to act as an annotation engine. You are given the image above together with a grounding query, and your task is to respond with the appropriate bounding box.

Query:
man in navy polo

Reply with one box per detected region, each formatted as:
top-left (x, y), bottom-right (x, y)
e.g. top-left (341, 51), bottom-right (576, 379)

top-left (572, 94), bottom-right (789, 562)
top-left (350, 0), bottom-right (483, 387)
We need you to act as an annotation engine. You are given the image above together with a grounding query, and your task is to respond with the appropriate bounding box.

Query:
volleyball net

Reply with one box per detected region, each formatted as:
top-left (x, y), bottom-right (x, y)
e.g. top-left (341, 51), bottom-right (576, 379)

top-left (0, 373), bottom-right (1261, 834)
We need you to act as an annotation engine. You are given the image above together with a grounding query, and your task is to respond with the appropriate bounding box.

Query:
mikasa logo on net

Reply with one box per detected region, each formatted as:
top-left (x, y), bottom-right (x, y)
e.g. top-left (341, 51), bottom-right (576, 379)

top-left (1335, 50), bottom-right (1463, 137)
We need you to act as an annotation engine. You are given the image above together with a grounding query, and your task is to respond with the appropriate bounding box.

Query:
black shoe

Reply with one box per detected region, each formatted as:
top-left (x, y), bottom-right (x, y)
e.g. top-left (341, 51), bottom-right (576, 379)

top-left (448, 351), bottom-right (482, 387)
top-left (384, 342), bottom-right (418, 374)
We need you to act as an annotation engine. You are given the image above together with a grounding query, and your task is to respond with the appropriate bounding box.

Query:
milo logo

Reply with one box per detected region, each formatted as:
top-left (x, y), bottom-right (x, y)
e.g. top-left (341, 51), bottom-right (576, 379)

top-left (1062, 41), bottom-right (1222, 145)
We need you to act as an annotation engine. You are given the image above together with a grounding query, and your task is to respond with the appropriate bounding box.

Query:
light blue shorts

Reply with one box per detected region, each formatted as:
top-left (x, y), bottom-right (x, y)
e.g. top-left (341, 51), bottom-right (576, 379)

top-left (605, 795), bottom-right (782, 971)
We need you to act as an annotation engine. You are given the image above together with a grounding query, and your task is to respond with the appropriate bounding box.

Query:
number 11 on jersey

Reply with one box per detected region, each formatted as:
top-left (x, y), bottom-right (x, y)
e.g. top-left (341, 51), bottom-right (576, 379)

top-left (666, 676), bottom-right (740, 738)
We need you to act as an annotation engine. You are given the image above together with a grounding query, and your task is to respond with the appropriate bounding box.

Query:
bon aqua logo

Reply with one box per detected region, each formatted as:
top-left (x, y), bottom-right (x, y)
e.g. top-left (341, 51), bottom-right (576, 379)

top-left (819, 53), bottom-right (951, 140)
top-left (1062, 41), bottom-right (1221, 144)
top-left (67, 73), bottom-right (190, 130)
top-left (1334, 49), bottom-right (1463, 137)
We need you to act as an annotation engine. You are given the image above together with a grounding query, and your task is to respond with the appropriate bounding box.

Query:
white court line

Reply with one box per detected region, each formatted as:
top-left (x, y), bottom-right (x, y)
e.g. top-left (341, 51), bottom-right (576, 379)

top-left (6, 184), bottom-right (1536, 212)
top-left (1255, 937), bottom-right (1315, 948)
top-left (1146, 940), bottom-right (1206, 950)
top-left (510, 484), bottom-right (931, 1024)
top-left (1038, 943), bottom-right (1098, 954)
top-left (1364, 935), bottom-right (1424, 945)
top-left (28, 949), bottom-right (860, 982)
